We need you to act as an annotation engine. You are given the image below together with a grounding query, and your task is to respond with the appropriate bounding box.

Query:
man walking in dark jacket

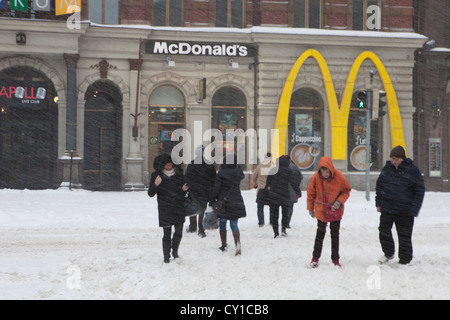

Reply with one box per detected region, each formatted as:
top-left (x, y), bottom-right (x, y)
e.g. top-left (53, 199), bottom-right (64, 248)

top-left (375, 146), bottom-right (425, 265)
top-left (266, 155), bottom-right (302, 238)
top-left (185, 146), bottom-right (216, 237)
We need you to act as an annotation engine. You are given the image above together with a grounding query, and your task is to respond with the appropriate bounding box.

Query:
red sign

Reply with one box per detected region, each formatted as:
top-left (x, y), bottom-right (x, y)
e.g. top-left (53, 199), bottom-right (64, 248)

top-left (0, 85), bottom-right (39, 99)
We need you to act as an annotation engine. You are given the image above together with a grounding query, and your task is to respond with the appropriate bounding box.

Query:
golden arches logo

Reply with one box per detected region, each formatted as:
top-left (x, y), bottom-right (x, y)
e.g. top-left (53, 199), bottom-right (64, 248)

top-left (271, 49), bottom-right (406, 161)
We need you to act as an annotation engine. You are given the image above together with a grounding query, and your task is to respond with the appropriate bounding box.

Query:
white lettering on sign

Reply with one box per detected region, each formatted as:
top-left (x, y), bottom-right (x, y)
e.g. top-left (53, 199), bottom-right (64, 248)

top-left (151, 41), bottom-right (250, 57)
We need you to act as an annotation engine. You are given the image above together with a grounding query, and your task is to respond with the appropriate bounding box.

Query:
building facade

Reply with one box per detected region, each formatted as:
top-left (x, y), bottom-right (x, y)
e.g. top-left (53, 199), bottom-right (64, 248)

top-left (0, 0), bottom-right (427, 191)
top-left (414, 0), bottom-right (450, 191)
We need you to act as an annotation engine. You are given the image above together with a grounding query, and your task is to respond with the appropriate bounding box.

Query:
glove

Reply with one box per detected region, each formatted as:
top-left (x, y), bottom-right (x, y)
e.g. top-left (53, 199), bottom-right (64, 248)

top-left (331, 200), bottom-right (342, 211)
top-left (309, 210), bottom-right (315, 218)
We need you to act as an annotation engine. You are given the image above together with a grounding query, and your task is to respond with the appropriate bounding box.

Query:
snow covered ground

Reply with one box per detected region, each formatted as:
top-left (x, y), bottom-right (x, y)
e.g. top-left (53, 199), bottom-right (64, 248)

top-left (0, 188), bottom-right (449, 300)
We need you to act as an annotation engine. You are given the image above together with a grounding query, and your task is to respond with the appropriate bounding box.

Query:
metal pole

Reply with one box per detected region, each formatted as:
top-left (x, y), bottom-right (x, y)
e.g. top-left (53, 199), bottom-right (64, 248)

top-left (365, 89), bottom-right (372, 201)
top-left (69, 150), bottom-right (74, 191)
top-left (366, 70), bottom-right (376, 201)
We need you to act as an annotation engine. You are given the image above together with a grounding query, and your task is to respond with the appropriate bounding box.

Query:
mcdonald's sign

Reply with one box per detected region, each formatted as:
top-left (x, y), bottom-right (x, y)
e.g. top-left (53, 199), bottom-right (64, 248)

top-left (271, 49), bottom-right (406, 162)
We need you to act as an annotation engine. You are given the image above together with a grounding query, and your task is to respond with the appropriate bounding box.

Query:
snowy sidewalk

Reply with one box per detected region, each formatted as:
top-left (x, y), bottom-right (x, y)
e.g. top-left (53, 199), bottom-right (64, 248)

top-left (0, 189), bottom-right (449, 299)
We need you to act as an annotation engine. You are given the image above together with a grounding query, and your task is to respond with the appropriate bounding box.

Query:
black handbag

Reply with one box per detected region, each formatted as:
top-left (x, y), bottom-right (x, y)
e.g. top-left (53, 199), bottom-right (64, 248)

top-left (211, 198), bottom-right (226, 214)
top-left (183, 191), bottom-right (202, 216)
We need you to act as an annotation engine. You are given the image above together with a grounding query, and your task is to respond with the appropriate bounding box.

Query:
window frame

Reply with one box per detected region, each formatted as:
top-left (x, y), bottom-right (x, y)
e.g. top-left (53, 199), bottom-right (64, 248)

top-left (293, 0), bottom-right (322, 29)
top-left (215, 0), bottom-right (245, 28)
top-left (88, 0), bottom-right (119, 25)
top-left (153, 0), bottom-right (184, 27)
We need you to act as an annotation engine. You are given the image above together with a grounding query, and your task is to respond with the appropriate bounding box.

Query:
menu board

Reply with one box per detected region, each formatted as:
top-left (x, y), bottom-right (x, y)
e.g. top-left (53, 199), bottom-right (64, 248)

top-left (429, 138), bottom-right (442, 177)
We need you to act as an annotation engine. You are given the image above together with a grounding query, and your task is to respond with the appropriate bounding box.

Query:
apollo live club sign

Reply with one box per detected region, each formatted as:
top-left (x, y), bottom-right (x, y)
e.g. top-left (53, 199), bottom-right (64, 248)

top-left (0, 80), bottom-right (47, 110)
top-left (1, 0), bottom-right (80, 15)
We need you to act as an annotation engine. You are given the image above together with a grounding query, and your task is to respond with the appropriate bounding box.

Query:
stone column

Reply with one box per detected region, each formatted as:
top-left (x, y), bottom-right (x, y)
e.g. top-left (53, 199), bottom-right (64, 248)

top-left (124, 58), bottom-right (145, 191)
top-left (60, 53), bottom-right (82, 189)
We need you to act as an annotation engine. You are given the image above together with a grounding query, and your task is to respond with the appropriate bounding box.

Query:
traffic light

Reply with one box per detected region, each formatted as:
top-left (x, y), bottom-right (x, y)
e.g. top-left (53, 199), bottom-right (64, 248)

top-left (356, 90), bottom-right (366, 109)
top-left (432, 98), bottom-right (441, 118)
top-left (372, 90), bottom-right (386, 120)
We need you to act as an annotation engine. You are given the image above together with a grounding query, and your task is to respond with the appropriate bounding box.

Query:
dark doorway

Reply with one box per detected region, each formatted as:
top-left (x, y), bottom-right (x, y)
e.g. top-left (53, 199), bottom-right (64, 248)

top-left (83, 80), bottom-right (122, 190)
top-left (0, 67), bottom-right (58, 189)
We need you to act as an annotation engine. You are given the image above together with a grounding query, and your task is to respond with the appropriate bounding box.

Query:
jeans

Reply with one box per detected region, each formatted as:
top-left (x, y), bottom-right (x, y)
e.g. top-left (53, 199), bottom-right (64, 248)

top-left (257, 203), bottom-right (267, 225)
top-left (219, 218), bottom-right (239, 232)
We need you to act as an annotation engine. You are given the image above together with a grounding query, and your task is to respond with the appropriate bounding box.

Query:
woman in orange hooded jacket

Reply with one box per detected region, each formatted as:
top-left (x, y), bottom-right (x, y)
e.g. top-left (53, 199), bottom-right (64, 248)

top-left (307, 157), bottom-right (351, 268)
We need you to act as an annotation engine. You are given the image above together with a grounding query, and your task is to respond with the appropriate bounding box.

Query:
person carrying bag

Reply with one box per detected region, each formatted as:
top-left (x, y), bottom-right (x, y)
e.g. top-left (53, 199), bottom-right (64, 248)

top-left (306, 156), bottom-right (351, 268)
top-left (210, 157), bottom-right (246, 256)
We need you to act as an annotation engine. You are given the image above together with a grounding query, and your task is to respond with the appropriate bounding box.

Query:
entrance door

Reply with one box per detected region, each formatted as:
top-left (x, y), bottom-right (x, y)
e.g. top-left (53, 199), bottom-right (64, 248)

top-left (148, 86), bottom-right (185, 171)
top-left (0, 68), bottom-right (58, 189)
top-left (84, 90), bottom-right (122, 190)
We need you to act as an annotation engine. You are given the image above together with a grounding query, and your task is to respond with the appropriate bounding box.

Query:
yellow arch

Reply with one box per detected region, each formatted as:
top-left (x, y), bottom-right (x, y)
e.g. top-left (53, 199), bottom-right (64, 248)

top-left (271, 49), bottom-right (406, 161)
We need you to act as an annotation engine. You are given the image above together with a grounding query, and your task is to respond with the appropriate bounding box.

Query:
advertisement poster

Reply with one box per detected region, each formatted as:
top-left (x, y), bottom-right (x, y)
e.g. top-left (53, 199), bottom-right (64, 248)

top-left (290, 113), bottom-right (321, 170)
top-left (349, 114), bottom-right (367, 171)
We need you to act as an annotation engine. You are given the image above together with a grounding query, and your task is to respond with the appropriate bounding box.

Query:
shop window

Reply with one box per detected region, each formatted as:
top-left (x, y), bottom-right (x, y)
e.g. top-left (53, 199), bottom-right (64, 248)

top-left (294, 0), bottom-right (322, 29)
top-left (148, 85), bottom-right (185, 171)
top-left (212, 87), bottom-right (247, 160)
top-left (216, 0), bottom-right (244, 28)
top-left (88, 0), bottom-right (119, 24)
top-left (288, 88), bottom-right (323, 171)
top-left (154, 0), bottom-right (183, 26)
top-left (347, 90), bottom-right (381, 172)
top-left (352, 0), bottom-right (380, 31)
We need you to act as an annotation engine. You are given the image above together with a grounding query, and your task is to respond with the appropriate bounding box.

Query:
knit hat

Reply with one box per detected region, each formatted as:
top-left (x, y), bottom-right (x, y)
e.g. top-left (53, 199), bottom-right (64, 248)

top-left (390, 145), bottom-right (406, 160)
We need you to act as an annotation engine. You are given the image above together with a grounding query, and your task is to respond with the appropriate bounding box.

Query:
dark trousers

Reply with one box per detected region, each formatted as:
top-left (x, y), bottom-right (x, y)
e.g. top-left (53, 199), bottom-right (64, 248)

top-left (379, 212), bottom-right (415, 264)
top-left (188, 201), bottom-right (207, 233)
top-left (162, 223), bottom-right (183, 260)
top-left (270, 204), bottom-right (289, 236)
top-left (313, 219), bottom-right (340, 261)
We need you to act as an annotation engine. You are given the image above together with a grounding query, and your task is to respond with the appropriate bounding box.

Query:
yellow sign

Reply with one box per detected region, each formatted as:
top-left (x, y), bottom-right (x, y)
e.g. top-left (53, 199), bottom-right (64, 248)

top-left (272, 49), bottom-right (406, 161)
top-left (55, 0), bottom-right (81, 16)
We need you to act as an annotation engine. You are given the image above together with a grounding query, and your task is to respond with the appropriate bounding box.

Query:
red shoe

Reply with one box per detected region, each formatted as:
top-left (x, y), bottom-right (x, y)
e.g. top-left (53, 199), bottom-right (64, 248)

top-left (310, 258), bottom-right (319, 268)
top-left (332, 259), bottom-right (341, 267)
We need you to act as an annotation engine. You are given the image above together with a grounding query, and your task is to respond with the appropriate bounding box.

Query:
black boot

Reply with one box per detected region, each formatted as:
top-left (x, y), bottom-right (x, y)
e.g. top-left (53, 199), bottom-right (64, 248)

top-left (273, 225), bottom-right (279, 238)
top-left (172, 226), bottom-right (183, 259)
top-left (162, 237), bottom-right (171, 263)
top-left (219, 230), bottom-right (227, 251)
top-left (233, 230), bottom-right (241, 256)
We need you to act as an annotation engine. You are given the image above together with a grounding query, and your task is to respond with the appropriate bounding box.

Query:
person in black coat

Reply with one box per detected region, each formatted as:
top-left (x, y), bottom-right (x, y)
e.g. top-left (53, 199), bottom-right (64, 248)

top-left (375, 146), bottom-right (425, 265)
top-left (210, 157), bottom-right (246, 255)
top-left (185, 146), bottom-right (217, 237)
top-left (266, 155), bottom-right (302, 238)
top-left (286, 159), bottom-right (303, 228)
top-left (148, 153), bottom-right (188, 263)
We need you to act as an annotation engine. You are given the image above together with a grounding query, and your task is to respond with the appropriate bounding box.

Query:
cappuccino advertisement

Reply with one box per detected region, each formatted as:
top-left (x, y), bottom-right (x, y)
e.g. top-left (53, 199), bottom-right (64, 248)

top-left (290, 113), bottom-right (322, 170)
top-left (349, 114), bottom-right (368, 171)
